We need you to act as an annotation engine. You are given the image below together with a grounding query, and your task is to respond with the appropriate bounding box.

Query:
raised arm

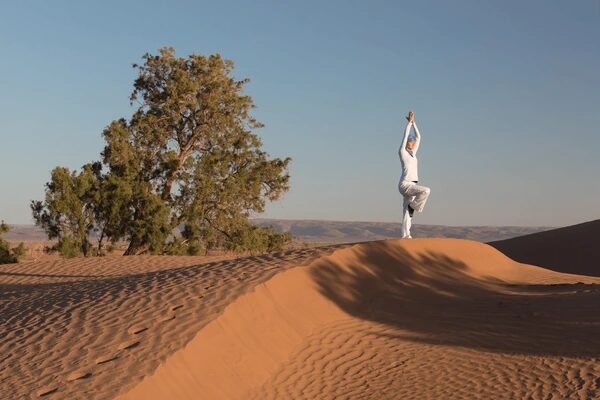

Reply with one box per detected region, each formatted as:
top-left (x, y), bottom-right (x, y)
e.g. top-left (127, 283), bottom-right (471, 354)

top-left (412, 122), bottom-right (421, 154)
top-left (399, 120), bottom-right (412, 156)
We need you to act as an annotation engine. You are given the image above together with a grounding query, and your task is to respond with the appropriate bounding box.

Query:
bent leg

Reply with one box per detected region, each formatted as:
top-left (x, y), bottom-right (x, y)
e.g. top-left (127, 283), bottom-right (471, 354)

top-left (405, 184), bottom-right (430, 213)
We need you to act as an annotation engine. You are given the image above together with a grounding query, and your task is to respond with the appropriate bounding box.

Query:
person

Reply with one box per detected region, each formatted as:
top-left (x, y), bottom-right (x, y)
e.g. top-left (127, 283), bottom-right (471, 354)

top-left (398, 111), bottom-right (431, 239)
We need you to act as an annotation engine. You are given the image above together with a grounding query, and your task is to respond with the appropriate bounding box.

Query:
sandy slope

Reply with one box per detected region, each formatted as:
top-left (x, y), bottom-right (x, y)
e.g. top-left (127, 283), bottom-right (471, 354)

top-left (0, 246), bottom-right (346, 399)
top-left (490, 219), bottom-right (600, 277)
top-left (2, 239), bottom-right (599, 399)
top-left (118, 239), bottom-right (600, 400)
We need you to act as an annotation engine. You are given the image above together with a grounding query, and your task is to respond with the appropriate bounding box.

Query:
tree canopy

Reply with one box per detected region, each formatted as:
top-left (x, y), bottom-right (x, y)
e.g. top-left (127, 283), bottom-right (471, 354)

top-left (32, 48), bottom-right (291, 256)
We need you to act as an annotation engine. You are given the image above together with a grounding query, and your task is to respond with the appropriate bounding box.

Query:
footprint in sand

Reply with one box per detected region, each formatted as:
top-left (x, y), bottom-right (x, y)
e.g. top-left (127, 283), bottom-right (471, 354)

top-left (127, 324), bottom-right (149, 334)
top-left (170, 304), bottom-right (184, 311)
top-left (158, 313), bottom-right (176, 323)
top-left (118, 339), bottom-right (141, 351)
top-left (36, 385), bottom-right (58, 397)
top-left (95, 353), bottom-right (120, 365)
top-left (66, 370), bottom-right (92, 382)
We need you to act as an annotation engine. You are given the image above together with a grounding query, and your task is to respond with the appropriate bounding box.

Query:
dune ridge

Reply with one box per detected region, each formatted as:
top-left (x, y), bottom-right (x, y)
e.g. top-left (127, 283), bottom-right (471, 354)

top-left (118, 239), bottom-right (600, 400)
top-left (490, 219), bottom-right (600, 277)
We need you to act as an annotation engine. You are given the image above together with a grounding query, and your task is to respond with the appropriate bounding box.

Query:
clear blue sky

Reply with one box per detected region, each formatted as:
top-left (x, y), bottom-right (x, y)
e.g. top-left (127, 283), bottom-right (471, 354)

top-left (1, 0), bottom-right (599, 227)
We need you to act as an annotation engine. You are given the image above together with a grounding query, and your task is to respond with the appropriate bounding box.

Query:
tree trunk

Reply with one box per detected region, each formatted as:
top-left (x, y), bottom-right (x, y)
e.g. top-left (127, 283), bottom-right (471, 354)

top-left (124, 239), bottom-right (140, 256)
top-left (124, 240), bottom-right (149, 255)
top-left (97, 229), bottom-right (105, 256)
top-left (81, 238), bottom-right (89, 257)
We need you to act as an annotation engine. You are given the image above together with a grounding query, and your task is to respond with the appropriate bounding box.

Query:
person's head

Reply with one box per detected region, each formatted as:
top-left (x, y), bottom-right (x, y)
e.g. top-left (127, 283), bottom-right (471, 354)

top-left (406, 131), bottom-right (417, 151)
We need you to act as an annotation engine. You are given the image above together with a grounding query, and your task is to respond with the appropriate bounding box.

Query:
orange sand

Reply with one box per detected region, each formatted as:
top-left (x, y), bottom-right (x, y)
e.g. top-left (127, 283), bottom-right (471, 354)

top-left (2, 239), bottom-right (599, 399)
top-left (490, 219), bottom-right (600, 277)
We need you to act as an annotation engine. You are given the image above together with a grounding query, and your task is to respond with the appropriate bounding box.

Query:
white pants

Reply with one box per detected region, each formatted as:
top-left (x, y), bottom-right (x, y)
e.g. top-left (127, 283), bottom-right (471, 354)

top-left (398, 181), bottom-right (431, 238)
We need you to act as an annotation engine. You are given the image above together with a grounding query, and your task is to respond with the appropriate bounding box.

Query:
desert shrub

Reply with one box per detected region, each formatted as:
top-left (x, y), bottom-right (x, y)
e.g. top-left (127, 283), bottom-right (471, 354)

top-left (226, 225), bottom-right (292, 254)
top-left (0, 222), bottom-right (27, 264)
top-left (56, 237), bottom-right (83, 258)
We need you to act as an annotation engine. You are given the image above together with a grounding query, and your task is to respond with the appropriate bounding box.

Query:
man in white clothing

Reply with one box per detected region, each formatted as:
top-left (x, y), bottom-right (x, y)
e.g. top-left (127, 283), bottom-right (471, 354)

top-left (398, 111), bottom-right (431, 239)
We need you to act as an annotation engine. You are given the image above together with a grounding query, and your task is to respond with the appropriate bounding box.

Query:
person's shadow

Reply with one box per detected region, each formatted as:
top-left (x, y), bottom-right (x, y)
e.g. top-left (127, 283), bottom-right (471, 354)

top-left (309, 240), bottom-right (600, 358)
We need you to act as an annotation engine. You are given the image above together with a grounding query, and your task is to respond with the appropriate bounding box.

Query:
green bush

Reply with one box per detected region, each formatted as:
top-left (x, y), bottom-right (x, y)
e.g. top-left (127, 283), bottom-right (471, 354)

top-left (0, 222), bottom-right (27, 264)
top-left (226, 225), bottom-right (291, 254)
top-left (57, 237), bottom-right (83, 259)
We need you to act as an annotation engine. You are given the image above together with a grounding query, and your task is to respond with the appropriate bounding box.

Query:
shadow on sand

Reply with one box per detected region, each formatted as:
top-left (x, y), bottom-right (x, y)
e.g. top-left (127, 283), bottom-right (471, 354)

top-left (310, 241), bottom-right (600, 358)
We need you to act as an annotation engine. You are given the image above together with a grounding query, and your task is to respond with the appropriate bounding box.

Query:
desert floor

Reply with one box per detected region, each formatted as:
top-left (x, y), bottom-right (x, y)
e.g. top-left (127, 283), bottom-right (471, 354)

top-left (1, 238), bottom-right (599, 399)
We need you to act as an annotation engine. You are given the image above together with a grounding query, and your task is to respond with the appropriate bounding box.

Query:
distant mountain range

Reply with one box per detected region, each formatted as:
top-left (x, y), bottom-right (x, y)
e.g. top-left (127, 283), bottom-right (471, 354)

top-left (253, 219), bottom-right (551, 243)
top-left (5, 220), bottom-right (552, 245)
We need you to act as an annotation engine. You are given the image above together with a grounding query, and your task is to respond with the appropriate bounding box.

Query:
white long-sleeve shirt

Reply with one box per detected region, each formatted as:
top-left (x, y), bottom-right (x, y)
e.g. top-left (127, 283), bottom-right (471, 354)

top-left (398, 121), bottom-right (421, 182)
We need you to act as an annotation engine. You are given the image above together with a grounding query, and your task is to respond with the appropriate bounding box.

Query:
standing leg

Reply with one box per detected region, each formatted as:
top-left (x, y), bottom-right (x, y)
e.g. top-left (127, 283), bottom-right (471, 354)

top-left (401, 194), bottom-right (414, 238)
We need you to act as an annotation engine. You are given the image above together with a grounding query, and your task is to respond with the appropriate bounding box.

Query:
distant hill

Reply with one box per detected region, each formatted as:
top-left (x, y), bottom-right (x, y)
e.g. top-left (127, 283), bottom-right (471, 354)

top-left (253, 219), bottom-right (551, 244)
top-left (3, 224), bottom-right (48, 241)
top-left (6, 220), bottom-right (551, 245)
top-left (490, 219), bottom-right (599, 277)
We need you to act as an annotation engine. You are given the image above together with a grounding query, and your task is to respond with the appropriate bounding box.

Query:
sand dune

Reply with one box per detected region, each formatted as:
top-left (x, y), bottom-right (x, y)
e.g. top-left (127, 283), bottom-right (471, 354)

top-left (120, 239), bottom-right (600, 400)
top-left (490, 219), bottom-right (600, 277)
top-left (2, 238), bottom-right (599, 399)
top-left (0, 246), bottom-right (347, 399)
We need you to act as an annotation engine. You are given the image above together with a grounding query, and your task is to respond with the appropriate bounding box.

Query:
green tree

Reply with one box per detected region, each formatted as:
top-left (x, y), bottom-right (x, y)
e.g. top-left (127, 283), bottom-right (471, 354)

top-left (102, 48), bottom-right (291, 254)
top-left (0, 222), bottom-right (26, 264)
top-left (33, 47), bottom-right (292, 255)
top-left (31, 163), bottom-right (101, 257)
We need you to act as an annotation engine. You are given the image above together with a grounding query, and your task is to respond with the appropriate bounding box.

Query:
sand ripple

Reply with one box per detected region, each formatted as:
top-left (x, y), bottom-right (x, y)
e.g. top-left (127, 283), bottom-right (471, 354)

top-left (0, 246), bottom-right (346, 399)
